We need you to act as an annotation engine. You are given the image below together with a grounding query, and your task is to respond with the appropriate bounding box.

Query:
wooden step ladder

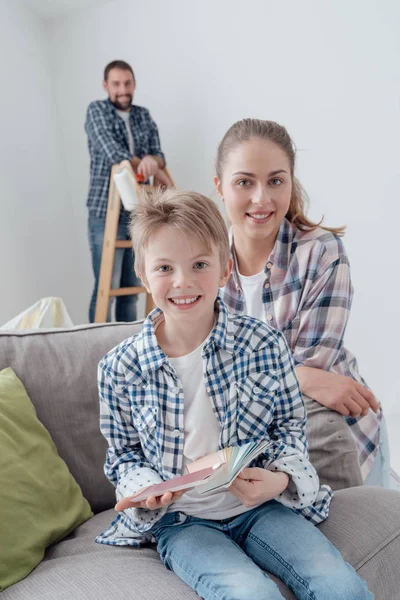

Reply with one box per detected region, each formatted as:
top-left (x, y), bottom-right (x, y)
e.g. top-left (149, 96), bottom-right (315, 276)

top-left (94, 160), bottom-right (174, 323)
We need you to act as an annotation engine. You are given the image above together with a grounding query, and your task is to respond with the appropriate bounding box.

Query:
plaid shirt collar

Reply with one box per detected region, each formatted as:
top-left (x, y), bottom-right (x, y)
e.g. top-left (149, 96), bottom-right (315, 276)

top-left (135, 297), bottom-right (237, 375)
top-left (230, 217), bottom-right (296, 291)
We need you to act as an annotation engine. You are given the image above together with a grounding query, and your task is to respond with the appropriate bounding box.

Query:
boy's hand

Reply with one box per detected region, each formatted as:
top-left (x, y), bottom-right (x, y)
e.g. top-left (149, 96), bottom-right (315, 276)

top-left (115, 489), bottom-right (186, 512)
top-left (229, 468), bottom-right (289, 507)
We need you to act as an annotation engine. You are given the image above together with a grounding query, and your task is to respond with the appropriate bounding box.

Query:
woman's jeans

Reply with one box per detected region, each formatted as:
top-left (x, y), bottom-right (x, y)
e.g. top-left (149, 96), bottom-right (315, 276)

top-left (364, 415), bottom-right (391, 488)
top-left (152, 501), bottom-right (373, 600)
top-left (88, 213), bottom-right (141, 323)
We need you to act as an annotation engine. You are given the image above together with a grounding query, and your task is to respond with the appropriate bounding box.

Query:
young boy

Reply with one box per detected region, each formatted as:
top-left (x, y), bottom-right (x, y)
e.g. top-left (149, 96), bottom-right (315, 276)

top-left (96, 189), bottom-right (372, 600)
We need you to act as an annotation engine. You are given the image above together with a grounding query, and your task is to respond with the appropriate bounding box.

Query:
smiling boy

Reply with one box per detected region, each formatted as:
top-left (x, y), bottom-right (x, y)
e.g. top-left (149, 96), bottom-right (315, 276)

top-left (95, 189), bottom-right (372, 600)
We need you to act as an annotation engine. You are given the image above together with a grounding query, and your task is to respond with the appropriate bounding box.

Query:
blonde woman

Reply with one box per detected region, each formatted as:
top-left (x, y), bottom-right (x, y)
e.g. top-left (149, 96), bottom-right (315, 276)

top-left (215, 118), bottom-right (389, 488)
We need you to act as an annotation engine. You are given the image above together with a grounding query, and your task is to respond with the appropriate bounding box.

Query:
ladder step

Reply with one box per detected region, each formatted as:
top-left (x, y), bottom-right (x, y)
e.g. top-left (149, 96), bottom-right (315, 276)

top-left (114, 240), bottom-right (132, 248)
top-left (109, 286), bottom-right (147, 297)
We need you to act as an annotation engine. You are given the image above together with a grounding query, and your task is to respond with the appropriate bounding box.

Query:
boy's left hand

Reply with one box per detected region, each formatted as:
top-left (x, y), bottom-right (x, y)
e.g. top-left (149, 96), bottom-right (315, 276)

top-left (229, 468), bottom-right (289, 507)
top-left (115, 489), bottom-right (186, 512)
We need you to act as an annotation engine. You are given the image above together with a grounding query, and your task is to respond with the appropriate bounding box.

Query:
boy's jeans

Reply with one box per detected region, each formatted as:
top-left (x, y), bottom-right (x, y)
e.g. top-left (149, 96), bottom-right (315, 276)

top-left (88, 213), bottom-right (141, 323)
top-left (152, 501), bottom-right (373, 600)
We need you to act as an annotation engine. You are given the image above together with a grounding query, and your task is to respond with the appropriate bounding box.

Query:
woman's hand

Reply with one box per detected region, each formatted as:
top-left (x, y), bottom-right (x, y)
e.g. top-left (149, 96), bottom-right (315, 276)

top-left (296, 367), bottom-right (379, 417)
top-left (229, 468), bottom-right (289, 507)
top-left (115, 489), bottom-right (186, 512)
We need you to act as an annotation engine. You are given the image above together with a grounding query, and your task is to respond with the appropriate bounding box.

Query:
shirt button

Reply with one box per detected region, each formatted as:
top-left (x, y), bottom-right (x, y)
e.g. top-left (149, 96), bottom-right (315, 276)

top-left (171, 386), bottom-right (179, 394)
top-left (266, 314), bottom-right (273, 321)
top-left (266, 262), bottom-right (273, 269)
top-left (253, 386), bottom-right (261, 395)
top-left (264, 282), bottom-right (270, 289)
top-left (173, 429), bottom-right (181, 438)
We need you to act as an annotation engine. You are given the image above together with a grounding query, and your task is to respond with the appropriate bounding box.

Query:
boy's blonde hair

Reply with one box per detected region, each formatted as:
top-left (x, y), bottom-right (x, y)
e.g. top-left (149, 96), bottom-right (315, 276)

top-left (130, 188), bottom-right (230, 279)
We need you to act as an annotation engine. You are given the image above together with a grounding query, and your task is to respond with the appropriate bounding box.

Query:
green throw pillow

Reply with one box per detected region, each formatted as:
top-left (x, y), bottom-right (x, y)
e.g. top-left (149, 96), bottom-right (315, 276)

top-left (0, 368), bottom-right (93, 591)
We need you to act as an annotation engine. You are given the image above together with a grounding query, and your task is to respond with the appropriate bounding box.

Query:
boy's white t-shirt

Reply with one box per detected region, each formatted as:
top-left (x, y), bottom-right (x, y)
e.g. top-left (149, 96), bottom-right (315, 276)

top-left (238, 269), bottom-right (266, 323)
top-left (167, 341), bottom-right (250, 520)
top-left (116, 109), bottom-right (135, 155)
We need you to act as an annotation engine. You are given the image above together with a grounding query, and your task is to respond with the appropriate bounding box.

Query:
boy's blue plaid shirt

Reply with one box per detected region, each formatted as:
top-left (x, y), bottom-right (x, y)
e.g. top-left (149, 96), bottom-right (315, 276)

top-left (96, 299), bottom-right (332, 546)
top-left (85, 99), bottom-right (165, 219)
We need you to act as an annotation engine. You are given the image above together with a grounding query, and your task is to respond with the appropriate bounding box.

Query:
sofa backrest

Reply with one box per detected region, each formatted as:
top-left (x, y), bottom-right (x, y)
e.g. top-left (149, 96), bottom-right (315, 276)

top-left (0, 322), bottom-right (142, 514)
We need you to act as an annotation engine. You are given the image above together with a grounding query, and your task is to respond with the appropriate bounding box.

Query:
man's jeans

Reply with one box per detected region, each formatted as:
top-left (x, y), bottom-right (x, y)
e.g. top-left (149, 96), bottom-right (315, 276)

top-left (88, 213), bottom-right (141, 323)
top-left (151, 501), bottom-right (373, 600)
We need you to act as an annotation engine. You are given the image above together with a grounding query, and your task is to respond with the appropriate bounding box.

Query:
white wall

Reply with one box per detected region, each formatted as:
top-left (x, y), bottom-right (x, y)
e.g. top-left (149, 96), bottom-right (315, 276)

top-left (46, 0), bottom-right (400, 414)
top-left (0, 0), bottom-right (81, 324)
top-left (3, 0), bottom-right (400, 415)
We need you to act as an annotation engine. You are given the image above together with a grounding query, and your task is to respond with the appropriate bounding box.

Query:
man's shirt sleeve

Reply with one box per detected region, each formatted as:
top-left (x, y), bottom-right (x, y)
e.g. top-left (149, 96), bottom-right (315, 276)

top-left (145, 109), bottom-right (166, 164)
top-left (85, 101), bottom-right (133, 164)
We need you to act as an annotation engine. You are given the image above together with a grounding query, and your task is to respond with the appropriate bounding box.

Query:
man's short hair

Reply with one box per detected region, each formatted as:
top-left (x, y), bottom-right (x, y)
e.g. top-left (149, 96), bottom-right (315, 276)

top-left (104, 60), bottom-right (135, 82)
top-left (130, 189), bottom-right (230, 280)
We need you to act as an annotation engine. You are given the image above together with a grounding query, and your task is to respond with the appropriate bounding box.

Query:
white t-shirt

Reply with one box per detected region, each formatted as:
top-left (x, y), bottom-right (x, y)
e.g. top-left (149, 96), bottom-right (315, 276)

top-left (238, 269), bottom-right (266, 322)
top-left (116, 109), bottom-right (134, 155)
top-left (167, 342), bottom-right (249, 520)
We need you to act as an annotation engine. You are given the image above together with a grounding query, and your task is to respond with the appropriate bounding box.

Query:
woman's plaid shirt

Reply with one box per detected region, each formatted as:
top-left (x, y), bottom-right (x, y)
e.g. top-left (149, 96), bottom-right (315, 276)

top-left (221, 218), bottom-right (382, 479)
top-left (96, 299), bottom-right (332, 546)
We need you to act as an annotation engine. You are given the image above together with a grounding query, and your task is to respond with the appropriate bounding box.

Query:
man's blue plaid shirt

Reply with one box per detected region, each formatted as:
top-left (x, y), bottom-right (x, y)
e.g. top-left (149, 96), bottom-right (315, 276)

top-left (96, 299), bottom-right (332, 546)
top-left (85, 99), bottom-right (165, 219)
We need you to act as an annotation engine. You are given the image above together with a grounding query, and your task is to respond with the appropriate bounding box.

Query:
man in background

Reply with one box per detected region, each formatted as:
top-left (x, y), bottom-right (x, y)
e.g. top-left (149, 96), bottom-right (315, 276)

top-left (85, 60), bottom-right (169, 322)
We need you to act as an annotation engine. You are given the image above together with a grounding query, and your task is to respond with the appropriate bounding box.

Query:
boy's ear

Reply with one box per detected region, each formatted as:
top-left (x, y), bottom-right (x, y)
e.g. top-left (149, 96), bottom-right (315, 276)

top-left (219, 258), bottom-right (233, 288)
top-left (138, 272), bottom-right (150, 294)
top-left (214, 176), bottom-right (223, 198)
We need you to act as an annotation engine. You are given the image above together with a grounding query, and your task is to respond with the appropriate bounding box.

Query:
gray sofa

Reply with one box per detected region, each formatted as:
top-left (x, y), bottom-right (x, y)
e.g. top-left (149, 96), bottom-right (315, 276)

top-left (1, 322), bottom-right (400, 600)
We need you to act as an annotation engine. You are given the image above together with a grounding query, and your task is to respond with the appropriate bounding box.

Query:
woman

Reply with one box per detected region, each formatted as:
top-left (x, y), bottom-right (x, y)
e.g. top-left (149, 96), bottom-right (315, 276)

top-left (214, 118), bottom-right (390, 488)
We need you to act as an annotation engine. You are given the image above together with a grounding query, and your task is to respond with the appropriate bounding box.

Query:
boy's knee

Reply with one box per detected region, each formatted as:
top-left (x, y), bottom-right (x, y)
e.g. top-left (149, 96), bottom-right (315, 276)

top-left (216, 573), bottom-right (284, 600)
top-left (316, 568), bottom-right (373, 600)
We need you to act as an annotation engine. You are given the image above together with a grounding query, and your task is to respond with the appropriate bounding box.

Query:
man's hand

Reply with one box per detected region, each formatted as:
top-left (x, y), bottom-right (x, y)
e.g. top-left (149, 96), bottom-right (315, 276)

top-left (137, 155), bottom-right (159, 180)
top-left (296, 367), bottom-right (379, 417)
top-left (229, 468), bottom-right (289, 507)
top-left (115, 489), bottom-right (186, 512)
top-left (153, 168), bottom-right (173, 189)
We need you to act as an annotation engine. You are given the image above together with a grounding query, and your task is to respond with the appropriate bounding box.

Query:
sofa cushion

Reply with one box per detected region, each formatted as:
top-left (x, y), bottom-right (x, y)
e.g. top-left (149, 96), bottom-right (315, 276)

top-left (0, 368), bottom-right (93, 591)
top-left (2, 486), bottom-right (399, 600)
top-left (0, 322), bottom-right (142, 514)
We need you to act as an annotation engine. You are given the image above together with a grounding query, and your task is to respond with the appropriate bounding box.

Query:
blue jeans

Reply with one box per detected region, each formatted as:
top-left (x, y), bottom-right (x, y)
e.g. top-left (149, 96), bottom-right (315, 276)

top-left (151, 501), bottom-right (373, 600)
top-left (88, 213), bottom-right (141, 323)
top-left (364, 415), bottom-right (391, 488)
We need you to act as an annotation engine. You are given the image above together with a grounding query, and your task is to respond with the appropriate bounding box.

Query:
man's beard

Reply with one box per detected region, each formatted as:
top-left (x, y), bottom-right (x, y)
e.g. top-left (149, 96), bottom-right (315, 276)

top-left (110, 95), bottom-right (132, 110)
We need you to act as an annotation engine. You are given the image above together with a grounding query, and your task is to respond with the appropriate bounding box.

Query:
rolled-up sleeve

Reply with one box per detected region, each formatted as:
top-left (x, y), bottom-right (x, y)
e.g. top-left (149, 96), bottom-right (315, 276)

top-left (292, 242), bottom-right (353, 370)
